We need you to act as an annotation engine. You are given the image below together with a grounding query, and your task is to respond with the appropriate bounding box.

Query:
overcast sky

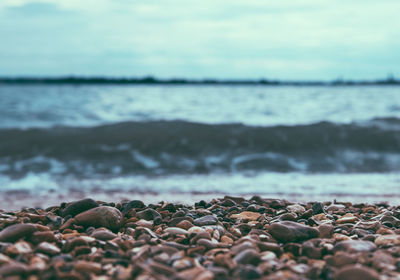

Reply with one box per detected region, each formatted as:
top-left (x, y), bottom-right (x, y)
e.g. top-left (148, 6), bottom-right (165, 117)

top-left (0, 0), bottom-right (399, 80)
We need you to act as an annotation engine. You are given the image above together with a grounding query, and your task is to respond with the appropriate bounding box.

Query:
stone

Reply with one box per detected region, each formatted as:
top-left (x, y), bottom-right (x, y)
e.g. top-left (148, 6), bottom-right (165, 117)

top-left (36, 242), bottom-right (61, 256)
top-left (221, 235), bottom-right (234, 245)
top-left (0, 223), bottom-right (37, 242)
top-left (91, 229), bottom-right (117, 240)
top-left (287, 204), bottom-right (306, 215)
top-left (334, 240), bottom-right (376, 254)
top-left (61, 198), bottom-right (99, 217)
top-left (194, 215), bottom-right (218, 226)
top-left (136, 208), bottom-right (161, 221)
top-left (122, 200), bottom-right (145, 213)
top-left (336, 213), bottom-right (359, 224)
top-left (165, 227), bottom-right (188, 235)
top-left (335, 264), bottom-right (379, 280)
top-left (5, 241), bottom-right (32, 255)
top-left (75, 260), bottom-right (103, 275)
top-left (176, 220), bottom-right (194, 230)
top-left (0, 262), bottom-right (28, 277)
top-left (0, 253), bottom-right (12, 265)
top-left (318, 223), bottom-right (334, 238)
top-left (312, 202), bottom-right (324, 214)
top-left (30, 230), bottom-right (57, 244)
top-left (374, 234), bottom-right (400, 246)
top-left (268, 221), bottom-right (319, 243)
top-left (233, 249), bottom-right (260, 265)
top-left (74, 206), bottom-right (123, 232)
top-left (230, 211), bottom-right (261, 221)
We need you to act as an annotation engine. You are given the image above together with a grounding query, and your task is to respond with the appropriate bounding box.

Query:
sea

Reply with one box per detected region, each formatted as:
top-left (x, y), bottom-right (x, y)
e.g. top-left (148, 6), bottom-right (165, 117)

top-left (0, 84), bottom-right (399, 204)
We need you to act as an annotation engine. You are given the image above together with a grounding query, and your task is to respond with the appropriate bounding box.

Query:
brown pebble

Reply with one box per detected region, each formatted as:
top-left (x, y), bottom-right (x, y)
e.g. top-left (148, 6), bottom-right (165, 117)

top-left (75, 260), bottom-right (103, 275)
top-left (74, 206), bottom-right (123, 232)
top-left (0, 223), bottom-right (37, 242)
top-left (335, 264), bottom-right (379, 280)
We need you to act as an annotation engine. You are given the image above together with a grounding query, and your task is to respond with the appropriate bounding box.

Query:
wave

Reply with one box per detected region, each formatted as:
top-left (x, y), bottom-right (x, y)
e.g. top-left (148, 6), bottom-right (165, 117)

top-left (0, 118), bottom-right (399, 177)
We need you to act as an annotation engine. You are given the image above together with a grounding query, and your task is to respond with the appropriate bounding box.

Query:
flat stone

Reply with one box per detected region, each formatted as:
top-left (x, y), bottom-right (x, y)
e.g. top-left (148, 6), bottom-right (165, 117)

top-left (335, 264), bottom-right (379, 280)
top-left (75, 260), bottom-right (103, 275)
top-left (91, 229), bottom-right (117, 240)
top-left (74, 206), bottom-right (123, 232)
top-left (268, 221), bottom-right (319, 243)
top-left (61, 198), bottom-right (99, 217)
top-left (0, 223), bottom-right (37, 242)
top-left (0, 262), bottom-right (28, 277)
top-left (30, 231), bottom-right (57, 244)
top-left (164, 227), bottom-right (188, 235)
top-left (336, 213), bottom-right (359, 224)
top-left (194, 215), bottom-right (218, 226)
top-left (334, 240), bottom-right (376, 254)
top-left (36, 242), bottom-right (61, 256)
top-left (230, 211), bottom-right (261, 221)
top-left (374, 234), bottom-right (400, 246)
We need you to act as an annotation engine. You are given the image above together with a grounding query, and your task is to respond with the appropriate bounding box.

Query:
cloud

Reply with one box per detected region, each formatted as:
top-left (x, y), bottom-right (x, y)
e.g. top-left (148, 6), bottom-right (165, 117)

top-left (0, 0), bottom-right (399, 79)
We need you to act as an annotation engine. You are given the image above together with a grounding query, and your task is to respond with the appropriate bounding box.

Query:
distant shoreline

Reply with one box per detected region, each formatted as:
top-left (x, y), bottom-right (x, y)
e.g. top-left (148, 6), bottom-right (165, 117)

top-left (0, 76), bottom-right (399, 86)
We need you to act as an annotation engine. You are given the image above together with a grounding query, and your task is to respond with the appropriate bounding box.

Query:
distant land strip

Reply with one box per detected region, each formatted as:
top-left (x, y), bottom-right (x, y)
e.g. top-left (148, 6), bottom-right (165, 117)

top-left (0, 76), bottom-right (399, 86)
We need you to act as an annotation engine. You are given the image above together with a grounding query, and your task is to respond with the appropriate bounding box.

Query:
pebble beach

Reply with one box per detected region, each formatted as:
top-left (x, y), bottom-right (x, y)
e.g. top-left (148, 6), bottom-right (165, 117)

top-left (1, 196), bottom-right (400, 279)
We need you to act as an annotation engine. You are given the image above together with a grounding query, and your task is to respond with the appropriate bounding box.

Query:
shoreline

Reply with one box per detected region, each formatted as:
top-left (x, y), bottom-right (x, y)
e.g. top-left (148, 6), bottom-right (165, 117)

top-left (2, 189), bottom-right (400, 211)
top-left (0, 195), bottom-right (397, 279)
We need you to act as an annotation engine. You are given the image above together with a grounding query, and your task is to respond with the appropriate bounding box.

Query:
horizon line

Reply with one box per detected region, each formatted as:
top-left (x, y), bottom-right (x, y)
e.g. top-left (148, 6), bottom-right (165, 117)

top-left (0, 75), bottom-right (399, 86)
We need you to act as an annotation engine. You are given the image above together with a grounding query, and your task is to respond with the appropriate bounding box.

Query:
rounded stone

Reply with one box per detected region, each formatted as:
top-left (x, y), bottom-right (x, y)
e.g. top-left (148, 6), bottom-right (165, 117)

top-left (0, 223), bottom-right (37, 242)
top-left (61, 198), bottom-right (99, 217)
top-left (233, 249), bottom-right (261, 265)
top-left (268, 221), bottom-right (319, 243)
top-left (194, 215), bottom-right (218, 226)
top-left (334, 240), bottom-right (376, 254)
top-left (335, 265), bottom-right (379, 280)
top-left (74, 206), bottom-right (123, 232)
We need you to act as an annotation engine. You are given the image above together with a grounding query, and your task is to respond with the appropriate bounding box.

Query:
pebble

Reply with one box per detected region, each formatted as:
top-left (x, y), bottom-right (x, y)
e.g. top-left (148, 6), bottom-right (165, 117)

top-left (74, 206), bottom-right (123, 231)
top-left (234, 248), bottom-right (261, 265)
top-left (230, 211), bottom-right (261, 221)
top-left (374, 234), bottom-right (400, 246)
top-left (36, 242), bottom-right (61, 255)
top-left (268, 221), bottom-right (319, 243)
top-left (193, 215), bottom-right (218, 226)
top-left (334, 240), bottom-right (376, 253)
top-left (0, 223), bottom-right (37, 242)
top-left (335, 264), bottom-right (379, 280)
top-left (61, 198), bottom-right (99, 217)
top-left (0, 197), bottom-right (400, 279)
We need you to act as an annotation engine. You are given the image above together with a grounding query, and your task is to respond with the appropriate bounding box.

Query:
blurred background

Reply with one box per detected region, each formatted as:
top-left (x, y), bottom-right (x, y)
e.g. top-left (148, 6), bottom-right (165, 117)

top-left (0, 0), bottom-right (399, 208)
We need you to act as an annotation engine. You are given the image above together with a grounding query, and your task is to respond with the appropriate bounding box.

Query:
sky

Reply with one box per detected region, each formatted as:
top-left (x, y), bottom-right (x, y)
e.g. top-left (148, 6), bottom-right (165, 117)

top-left (0, 0), bottom-right (399, 80)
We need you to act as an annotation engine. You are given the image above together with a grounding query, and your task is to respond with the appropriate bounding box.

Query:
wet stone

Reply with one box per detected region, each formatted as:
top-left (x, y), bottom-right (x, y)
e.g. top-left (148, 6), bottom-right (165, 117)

top-left (268, 221), bottom-right (319, 243)
top-left (74, 206), bottom-right (123, 232)
top-left (61, 198), bottom-right (99, 217)
top-left (0, 223), bottom-right (37, 242)
top-left (312, 202), bottom-right (324, 215)
top-left (335, 264), bottom-right (379, 280)
top-left (234, 249), bottom-right (261, 265)
top-left (334, 240), bottom-right (377, 254)
top-left (193, 215), bottom-right (218, 226)
top-left (136, 208), bottom-right (161, 221)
